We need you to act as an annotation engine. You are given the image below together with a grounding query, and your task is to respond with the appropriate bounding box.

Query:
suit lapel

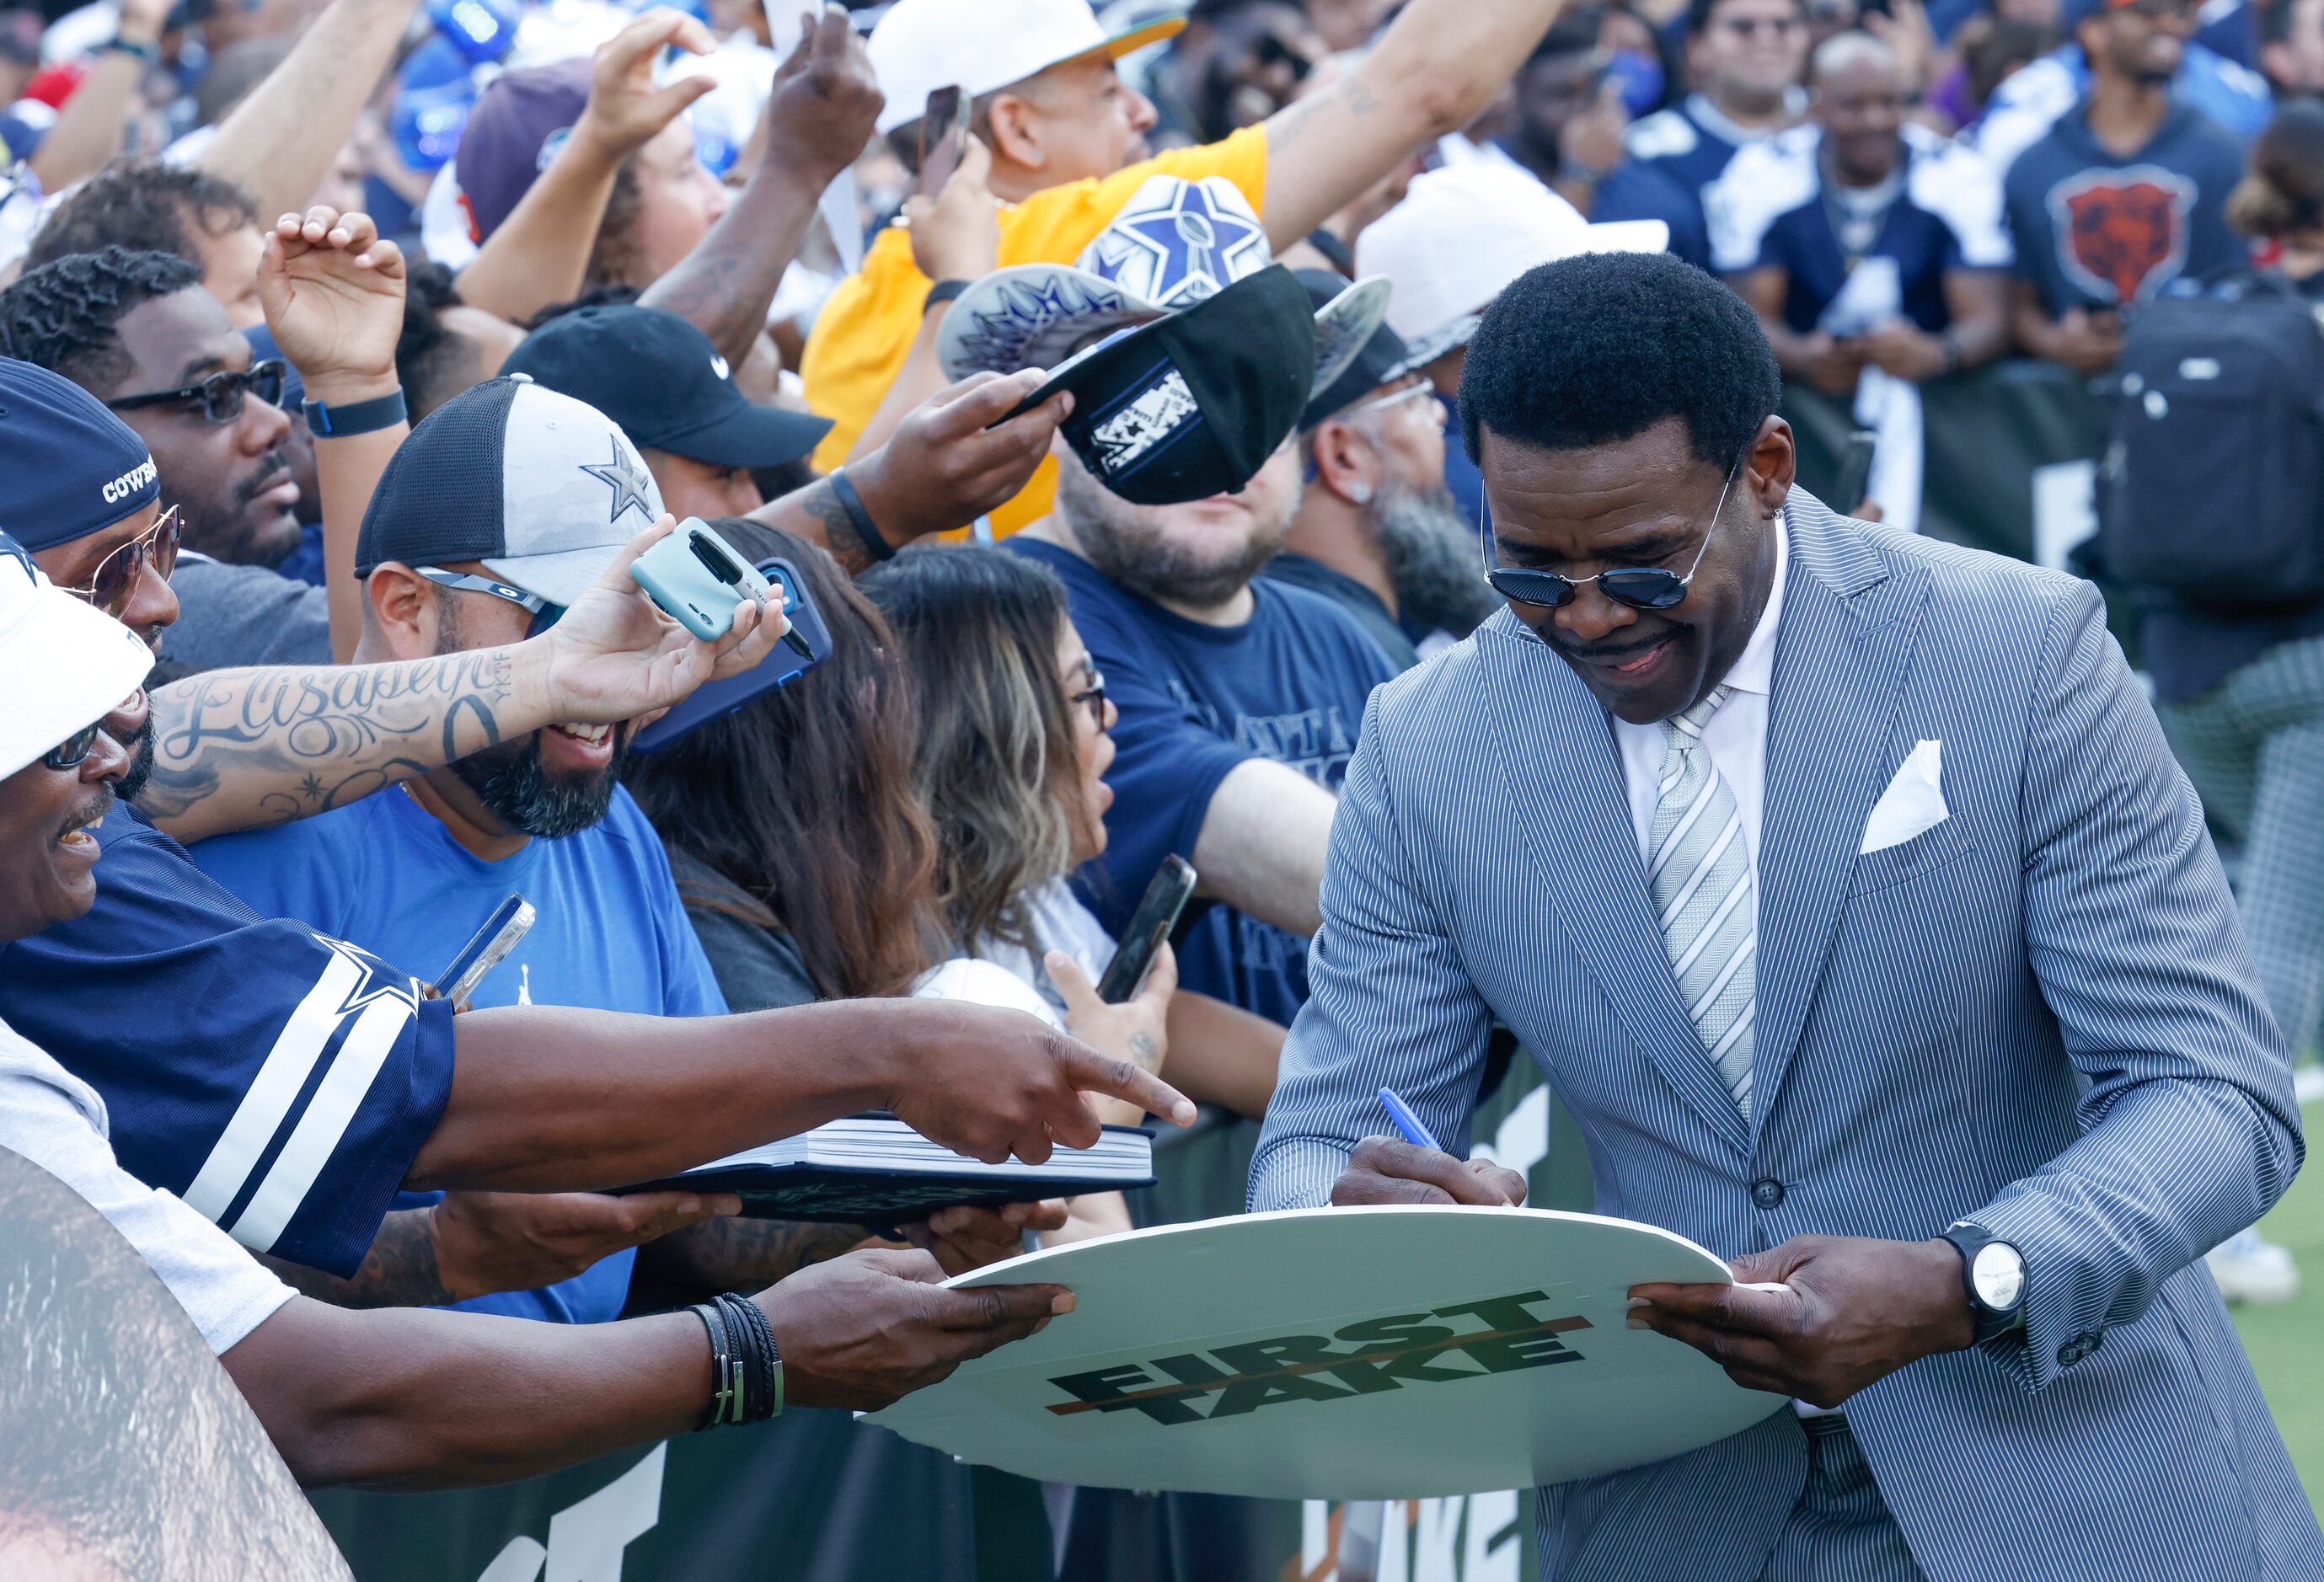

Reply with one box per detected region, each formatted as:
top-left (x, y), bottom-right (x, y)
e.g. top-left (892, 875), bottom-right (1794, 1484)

top-left (1479, 614), bottom-right (1753, 1160)
top-left (1749, 497), bottom-right (1934, 1132)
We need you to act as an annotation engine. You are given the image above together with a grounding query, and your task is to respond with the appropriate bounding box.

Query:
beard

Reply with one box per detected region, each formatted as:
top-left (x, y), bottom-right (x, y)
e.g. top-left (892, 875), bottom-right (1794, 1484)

top-left (115, 715), bottom-right (158, 804)
top-left (176, 451), bottom-right (299, 568)
top-left (1057, 456), bottom-right (1298, 610)
top-left (447, 729), bottom-right (630, 839)
top-left (1369, 477), bottom-right (1501, 640)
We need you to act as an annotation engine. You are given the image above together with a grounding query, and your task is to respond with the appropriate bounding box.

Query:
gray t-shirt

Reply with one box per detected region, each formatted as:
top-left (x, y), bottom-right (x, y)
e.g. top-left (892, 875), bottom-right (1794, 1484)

top-left (665, 847), bottom-right (821, 1013)
top-left (159, 553), bottom-right (330, 678)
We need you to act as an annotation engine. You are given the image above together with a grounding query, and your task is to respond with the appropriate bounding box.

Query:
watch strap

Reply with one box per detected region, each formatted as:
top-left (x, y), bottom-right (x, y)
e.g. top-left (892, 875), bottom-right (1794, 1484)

top-left (1941, 1222), bottom-right (2027, 1343)
top-left (303, 387), bottom-right (408, 438)
top-left (923, 278), bottom-right (971, 313)
top-left (101, 35), bottom-right (159, 61)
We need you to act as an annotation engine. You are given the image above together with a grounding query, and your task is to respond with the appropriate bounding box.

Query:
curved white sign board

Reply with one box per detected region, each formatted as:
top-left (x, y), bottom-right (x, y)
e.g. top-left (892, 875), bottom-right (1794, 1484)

top-left (866, 1204), bottom-right (1788, 1500)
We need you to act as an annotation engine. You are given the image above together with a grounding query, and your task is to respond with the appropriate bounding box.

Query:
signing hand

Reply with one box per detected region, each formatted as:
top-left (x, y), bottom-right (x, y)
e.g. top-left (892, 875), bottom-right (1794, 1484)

top-left (1628, 1233), bottom-right (1975, 1408)
top-left (256, 208), bottom-right (404, 403)
top-left (532, 516), bottom-right (784, 723)
top-left (763, 3), bottom-right (884, 190)
top-left (756, 1246), bottom-right (1072, 1410)
top-left (570, 8), bottom-right (719, 165)
top-left (1047, 943), bottom-right (1173, 1125)
top-left (902, 1200), bottom-right (1069, 1276)
top-left (849, 370), bottom-right (1074, 545)
top-left (877, 1000), bottom-right (1194, 1165)
top-left (430, 1188), bottom-right (739, 1301)
top-left (1328, 1136), bottom-right (1528, 1207)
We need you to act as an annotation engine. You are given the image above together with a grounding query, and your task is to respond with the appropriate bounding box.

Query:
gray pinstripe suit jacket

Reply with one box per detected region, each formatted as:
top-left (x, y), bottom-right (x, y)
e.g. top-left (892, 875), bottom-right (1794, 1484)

top-left (1250, 494), bottom-right (2324, 1579)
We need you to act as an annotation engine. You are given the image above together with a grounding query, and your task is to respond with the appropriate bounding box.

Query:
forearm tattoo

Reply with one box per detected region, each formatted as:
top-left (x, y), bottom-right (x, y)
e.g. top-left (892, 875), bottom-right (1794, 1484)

top-left (137, 649), bottom-right (516, 825)
top-left (660, 1216), bottom-right (866, 1294)
top-left (800, 478), bottom-right (881, 575)
top-left (257, 1211), bottom-right (457, 1310)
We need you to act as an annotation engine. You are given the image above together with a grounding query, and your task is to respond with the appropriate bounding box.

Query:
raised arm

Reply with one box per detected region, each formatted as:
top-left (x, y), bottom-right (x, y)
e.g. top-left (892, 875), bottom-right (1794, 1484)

top-left (254, 206), bottom-right (409, 661)
top-left (757, 369), bottom-right (1067, 573)
top-left (1256, 0), bottom-right (1574, 248)
top-left (24, 0), bottom-right (169, 193)
top-left (224, 1247), bottom-right (1068, 1488)
top-left (131, 518), bottom-right (782, 841)
top-left (640, 4), bottom-right (883, 367)
top-left (198, 0), bottom-right (423, 222)
top-left (454, 9), bottom-right (718, 325)
top-left (1191, 758), bottom-right (1338, 938)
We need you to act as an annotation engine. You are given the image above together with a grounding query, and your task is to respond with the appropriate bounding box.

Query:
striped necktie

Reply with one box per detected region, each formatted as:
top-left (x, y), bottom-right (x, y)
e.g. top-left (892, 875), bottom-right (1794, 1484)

top-left (1647, 687), bottom-right (1757, 1116)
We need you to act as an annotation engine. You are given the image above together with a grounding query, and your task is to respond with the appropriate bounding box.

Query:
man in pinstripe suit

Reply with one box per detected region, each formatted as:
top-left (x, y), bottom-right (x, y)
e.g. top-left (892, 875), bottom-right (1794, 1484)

top-left (1249, 251), bottom-right (2324, 1579)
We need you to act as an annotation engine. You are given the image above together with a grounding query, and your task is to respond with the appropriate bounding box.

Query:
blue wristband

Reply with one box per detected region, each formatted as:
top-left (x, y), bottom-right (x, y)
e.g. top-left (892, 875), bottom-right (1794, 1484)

top-left (303, 387), bottom-right (407, 437)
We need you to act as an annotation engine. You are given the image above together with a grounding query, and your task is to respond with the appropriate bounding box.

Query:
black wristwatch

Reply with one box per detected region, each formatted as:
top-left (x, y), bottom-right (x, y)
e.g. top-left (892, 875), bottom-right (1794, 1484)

top-left (1939, 1221), bottom-right (2027, 1343)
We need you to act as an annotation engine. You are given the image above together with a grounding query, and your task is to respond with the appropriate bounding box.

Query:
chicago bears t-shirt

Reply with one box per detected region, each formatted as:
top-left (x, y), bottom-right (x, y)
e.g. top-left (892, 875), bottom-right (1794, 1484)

top-left (1007, 539), bottom-right (1397, 1029)
top-left (2003, 100), bottom-right (2246, 315)
top-left (0, 804), bottom-right (456, 1279)
top-left (190, 781), bottom-right (727, 1323)
top-left (1710, 122), bottom-right (2011, 334)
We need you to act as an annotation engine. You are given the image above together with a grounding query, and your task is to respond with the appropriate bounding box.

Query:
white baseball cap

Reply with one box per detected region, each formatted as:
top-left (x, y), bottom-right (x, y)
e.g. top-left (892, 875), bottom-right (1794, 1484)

top-left (0, 537), bottom-right (154, 781)
top-left (1355, 164), bottom-right (1669, 368)
top-left (868, 0), bottom-right (1187, 136)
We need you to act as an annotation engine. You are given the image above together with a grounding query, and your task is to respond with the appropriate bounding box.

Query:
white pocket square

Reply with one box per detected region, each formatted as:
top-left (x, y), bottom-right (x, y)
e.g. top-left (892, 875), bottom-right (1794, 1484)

top-left (1859, 739), bottom-right (1948, 856)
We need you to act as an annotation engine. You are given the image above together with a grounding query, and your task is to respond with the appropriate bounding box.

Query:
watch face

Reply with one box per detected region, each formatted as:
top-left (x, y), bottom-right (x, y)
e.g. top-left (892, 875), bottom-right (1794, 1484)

top-left (1972, 1242), bottom-right (2026, 1311)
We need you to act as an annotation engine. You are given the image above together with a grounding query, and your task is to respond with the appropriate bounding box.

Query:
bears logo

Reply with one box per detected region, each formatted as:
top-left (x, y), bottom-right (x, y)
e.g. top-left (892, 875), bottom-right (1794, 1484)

top-left (2047, 166), bottom-right (2195, 305)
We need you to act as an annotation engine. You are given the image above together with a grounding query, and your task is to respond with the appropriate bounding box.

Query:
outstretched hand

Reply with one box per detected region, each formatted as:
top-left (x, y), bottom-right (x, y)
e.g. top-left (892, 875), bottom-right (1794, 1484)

top-left (431, 1188), bottom-right (739, 1301)
top-left (533, 516), bottom-right (785, 724)
top-left (257, 207), bottom-right (404, 402)
top-left (850, 370), bottom-right (1074, 545)
top-left (574, 8), bottom-right (719, 163)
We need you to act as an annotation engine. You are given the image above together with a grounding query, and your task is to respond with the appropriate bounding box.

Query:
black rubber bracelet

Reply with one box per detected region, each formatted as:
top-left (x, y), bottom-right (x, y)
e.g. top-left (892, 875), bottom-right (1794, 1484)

top-left (923, 278), bottom-right (971, 313)
top-left (690, 1301), bottom-right (734, 1430)
top-left (827, 468), bottom-right (894, 561)
top-left (724, 1292), bottom-right (783, 1422)
top-left (303, 387), bottom-right (408, 438)
top-left (714, 1293), bottom-right (761, 1424)
top-left (101, 35), bottom-right (158, 61)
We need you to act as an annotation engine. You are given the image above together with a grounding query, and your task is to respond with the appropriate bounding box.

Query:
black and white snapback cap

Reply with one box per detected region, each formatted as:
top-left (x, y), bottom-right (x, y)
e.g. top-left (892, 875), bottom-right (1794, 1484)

top-left (356, 373), bottom-right (667, 607)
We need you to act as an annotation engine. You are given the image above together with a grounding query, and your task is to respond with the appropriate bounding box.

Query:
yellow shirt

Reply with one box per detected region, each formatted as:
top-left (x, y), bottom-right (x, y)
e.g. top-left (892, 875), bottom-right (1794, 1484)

top-left (801, 126), bottom-right (1272, 538)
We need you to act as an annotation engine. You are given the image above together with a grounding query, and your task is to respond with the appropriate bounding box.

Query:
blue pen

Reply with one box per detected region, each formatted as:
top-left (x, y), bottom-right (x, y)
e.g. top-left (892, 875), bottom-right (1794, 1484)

top-left (1378, 1086), bottom-right (1440, 1151)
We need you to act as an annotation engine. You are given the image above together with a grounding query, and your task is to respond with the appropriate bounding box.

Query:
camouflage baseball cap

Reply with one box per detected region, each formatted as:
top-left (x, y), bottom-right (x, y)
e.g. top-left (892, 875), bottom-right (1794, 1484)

top-left (355, 373), bottom-right (667, 608)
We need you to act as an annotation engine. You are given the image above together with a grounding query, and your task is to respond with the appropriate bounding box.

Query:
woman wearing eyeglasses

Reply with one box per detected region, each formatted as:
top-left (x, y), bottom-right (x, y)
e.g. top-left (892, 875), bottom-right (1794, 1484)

top-left (864, 544), bottom-right (1286, 1130)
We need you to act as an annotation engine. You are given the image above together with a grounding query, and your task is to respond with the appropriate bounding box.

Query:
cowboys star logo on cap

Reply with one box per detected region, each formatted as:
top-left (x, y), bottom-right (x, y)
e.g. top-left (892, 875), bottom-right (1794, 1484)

top-left (937, 174), bottom-right (1390, 403)
top-left (580, 436), bottom-right (659, 526)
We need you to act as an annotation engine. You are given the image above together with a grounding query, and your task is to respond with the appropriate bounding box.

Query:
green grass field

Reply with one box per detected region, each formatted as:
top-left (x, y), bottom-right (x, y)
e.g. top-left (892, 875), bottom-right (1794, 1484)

top-left (2237, 1095), bottom-right (2324, 1517)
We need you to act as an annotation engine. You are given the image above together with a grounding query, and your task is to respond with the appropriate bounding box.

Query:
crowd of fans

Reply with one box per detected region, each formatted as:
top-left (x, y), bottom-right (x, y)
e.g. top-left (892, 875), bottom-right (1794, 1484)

top-left (0, 0), bottom-right (2321, 1568)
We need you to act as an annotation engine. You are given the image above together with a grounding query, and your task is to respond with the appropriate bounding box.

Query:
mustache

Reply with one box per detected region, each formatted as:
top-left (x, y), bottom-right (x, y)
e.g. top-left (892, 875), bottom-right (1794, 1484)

top-left (1544, 626), bottom-right (1678, 664)
top-left (233, 450), bottom-right (292, 505)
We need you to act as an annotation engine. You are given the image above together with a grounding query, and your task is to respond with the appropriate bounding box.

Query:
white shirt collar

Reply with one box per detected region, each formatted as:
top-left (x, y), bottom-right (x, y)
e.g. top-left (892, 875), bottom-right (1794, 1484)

top-left (1716, 509), bottom-right (1788, 699)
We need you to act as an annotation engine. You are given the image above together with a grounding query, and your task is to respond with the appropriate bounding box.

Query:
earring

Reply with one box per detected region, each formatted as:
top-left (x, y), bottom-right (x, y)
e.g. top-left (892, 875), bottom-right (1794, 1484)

top-left (1349, 482), bottom-right (1373, 505)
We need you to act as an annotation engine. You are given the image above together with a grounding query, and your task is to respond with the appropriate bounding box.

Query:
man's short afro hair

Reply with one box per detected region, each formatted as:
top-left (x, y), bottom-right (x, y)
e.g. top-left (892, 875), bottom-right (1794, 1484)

top-left (1459, 250), bottom-right (1780, 473)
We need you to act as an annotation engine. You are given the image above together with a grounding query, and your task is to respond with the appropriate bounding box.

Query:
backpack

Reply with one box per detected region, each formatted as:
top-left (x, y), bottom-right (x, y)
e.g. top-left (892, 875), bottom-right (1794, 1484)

top-left (2097, 272), bottom-right (2324, 604)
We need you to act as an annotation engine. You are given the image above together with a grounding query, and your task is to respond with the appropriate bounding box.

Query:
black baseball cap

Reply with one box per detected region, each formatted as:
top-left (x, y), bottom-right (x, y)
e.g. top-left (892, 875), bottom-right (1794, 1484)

top-left (1295, 270), bottom-right (1416, 431)
top-left (501, 305), bottom-right (832, 470)
top-left (1017, 264), bottom-right (1318, 506)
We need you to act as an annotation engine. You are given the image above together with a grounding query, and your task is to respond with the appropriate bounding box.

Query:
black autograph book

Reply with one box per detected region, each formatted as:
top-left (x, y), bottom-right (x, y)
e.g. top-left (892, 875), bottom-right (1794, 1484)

top-left (615, 1113), bottom-right (1156, 1223)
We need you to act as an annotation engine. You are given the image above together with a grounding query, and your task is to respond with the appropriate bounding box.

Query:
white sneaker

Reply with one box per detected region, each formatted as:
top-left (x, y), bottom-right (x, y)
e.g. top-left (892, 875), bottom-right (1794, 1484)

top-left (2208, 1228), bottom-right (2301, 1306)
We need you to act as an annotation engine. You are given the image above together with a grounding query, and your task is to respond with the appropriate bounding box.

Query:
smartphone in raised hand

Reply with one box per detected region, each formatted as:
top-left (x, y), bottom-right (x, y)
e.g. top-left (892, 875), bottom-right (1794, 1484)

top-left (918, 84), bottom-right (970, 197)
top-left (1098, 856), bottom-right (1197, 1004)
top-left (435, 894), bottom-right (535, 1010)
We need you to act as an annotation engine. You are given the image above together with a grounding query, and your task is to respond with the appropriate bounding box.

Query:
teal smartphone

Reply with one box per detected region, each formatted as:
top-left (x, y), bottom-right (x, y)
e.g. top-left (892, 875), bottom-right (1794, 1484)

top-left (629, 520), bottom-right (777, 642)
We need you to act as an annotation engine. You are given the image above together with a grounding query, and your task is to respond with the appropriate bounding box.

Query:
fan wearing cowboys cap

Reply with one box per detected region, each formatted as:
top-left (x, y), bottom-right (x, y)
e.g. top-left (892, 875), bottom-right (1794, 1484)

top-left (807, 0), bottom-right (1599, 539)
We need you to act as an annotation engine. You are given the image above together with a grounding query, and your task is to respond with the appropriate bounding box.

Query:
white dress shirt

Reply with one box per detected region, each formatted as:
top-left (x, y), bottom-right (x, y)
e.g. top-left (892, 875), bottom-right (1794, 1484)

top-left (1612, 514), bottom-right (1791, 877)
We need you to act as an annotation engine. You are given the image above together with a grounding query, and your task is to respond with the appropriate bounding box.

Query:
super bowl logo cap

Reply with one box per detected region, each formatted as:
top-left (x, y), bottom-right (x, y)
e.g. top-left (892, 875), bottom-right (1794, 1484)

top-left (357, 374), bottom-right (665, 608)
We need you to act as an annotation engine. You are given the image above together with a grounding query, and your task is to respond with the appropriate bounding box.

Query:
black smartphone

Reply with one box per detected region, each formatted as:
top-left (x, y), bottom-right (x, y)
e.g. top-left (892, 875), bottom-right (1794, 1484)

top-left (918, 84), bottom-right (969, 196)
top-left (435, 894), bottom-right (535, 1008)
top-left (1833, 430), bottom-right (1877, 517)
top-left (1097, 856), bottom-right (1197, 1004)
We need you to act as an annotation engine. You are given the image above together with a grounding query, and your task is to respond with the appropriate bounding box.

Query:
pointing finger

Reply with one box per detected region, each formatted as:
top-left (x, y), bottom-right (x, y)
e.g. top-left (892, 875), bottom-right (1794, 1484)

top-left (1058, 1040), bottom-right (1193, 1127)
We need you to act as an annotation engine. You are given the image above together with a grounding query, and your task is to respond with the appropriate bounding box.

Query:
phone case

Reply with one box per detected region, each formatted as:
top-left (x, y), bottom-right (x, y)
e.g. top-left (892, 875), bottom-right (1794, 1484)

top-left (629, 521), bottom-right (771, 642)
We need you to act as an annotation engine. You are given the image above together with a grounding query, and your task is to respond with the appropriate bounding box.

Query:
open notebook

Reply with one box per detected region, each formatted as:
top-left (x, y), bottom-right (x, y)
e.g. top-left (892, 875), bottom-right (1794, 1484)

top-left (615, 1113), bottom-right (1155, 1223)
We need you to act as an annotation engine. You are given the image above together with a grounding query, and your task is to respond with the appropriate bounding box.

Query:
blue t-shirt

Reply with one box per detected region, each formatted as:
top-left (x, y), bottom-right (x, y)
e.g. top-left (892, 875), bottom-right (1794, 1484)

top-left (1006, 539), bottom-right (1397, 1028)
top-left (1709, 123), bottom-right (2012, 334)
top-left (191, 783), bottom-right (727, 1323)
top-left (2003, 100), bottom-right (2246, 316)
top-left (0, 805), bottom-right (457, 1278)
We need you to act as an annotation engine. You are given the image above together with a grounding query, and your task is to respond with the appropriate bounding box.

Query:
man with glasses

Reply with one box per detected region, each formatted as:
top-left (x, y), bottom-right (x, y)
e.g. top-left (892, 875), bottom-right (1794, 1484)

top-left (2003, 0), bottom-right (2248, 374)
top-left (1625, 0), bottom-right (1812, 256)
top-left (1264, 272), bottom-right (1499, 674)
top-left (1253, 248), bottom-right (2318, 1578)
